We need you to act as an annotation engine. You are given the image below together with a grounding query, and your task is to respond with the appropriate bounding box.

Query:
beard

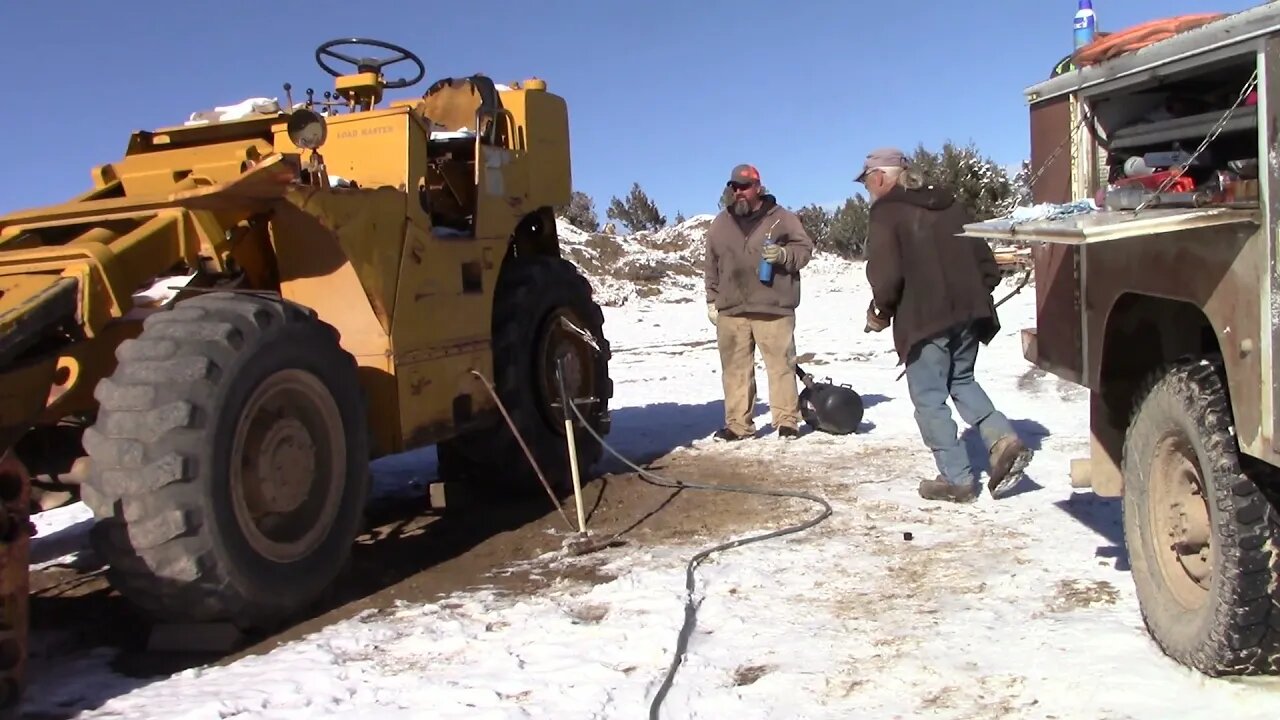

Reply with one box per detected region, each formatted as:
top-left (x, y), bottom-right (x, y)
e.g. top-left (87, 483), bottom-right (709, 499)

top-left (731, 198), bottom-right (751, 216)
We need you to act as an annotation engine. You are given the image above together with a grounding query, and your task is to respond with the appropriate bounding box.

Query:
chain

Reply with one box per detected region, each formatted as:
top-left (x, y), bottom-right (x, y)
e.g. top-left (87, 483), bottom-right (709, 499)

top-left (993, 110), bottom-right (1091, 219)
top-left (1132, 68), bottom-right (1259, 213)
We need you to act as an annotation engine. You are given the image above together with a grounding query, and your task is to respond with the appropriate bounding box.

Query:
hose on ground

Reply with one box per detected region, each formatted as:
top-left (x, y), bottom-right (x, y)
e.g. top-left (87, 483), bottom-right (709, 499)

top-left (554, 363), bottom-right (833, 720)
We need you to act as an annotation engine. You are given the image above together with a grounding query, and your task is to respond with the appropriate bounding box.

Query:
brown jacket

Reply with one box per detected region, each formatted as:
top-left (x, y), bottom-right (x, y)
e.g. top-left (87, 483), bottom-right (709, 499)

top-left (865, 184), bottom-right (1001, 364)
top-left (704, 196), bottom-right (814, 317)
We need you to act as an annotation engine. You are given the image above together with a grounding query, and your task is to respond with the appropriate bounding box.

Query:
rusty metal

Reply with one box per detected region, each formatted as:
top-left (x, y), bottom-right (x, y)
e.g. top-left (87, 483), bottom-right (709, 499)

top-left (0, 450), bottom-right (30, 719)
top-left (1086, 221), bottom-right (1265, 453)
top-left (1148, 433), bottom-right (1213, 606)
top-left (1261, 35), bottom-right (1280, 457)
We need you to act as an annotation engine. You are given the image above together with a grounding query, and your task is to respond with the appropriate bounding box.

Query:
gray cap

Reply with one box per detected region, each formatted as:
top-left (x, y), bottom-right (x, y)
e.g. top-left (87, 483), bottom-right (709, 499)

top-left (855, 147), bottom-right (909, 182)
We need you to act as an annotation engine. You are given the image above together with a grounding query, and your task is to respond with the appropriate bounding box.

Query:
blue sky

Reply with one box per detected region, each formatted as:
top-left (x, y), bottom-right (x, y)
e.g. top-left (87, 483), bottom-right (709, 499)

top-left (0, 0), bottom-right (1264, 219)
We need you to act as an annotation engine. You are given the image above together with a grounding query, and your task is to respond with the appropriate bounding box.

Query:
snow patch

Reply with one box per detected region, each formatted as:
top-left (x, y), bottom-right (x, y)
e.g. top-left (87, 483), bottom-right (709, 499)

top-left (25, 267), bottom-right (1280, 719)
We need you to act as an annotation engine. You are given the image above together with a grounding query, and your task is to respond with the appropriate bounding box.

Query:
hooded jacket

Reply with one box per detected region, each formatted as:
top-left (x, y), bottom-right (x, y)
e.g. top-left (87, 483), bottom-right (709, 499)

top-left (704, 195), bottom-right (814, 317)
top-left (865, 183), bottom-right (1002, 364)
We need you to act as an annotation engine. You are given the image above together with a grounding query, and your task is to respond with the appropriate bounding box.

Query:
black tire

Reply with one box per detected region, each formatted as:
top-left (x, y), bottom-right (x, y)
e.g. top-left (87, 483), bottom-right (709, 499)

top-left (80, 292), bottom-right (369, 629)
top-left (437, 254), bottom-right (612, 496)
top-left (1121, 356), bottom-right (1280, 675)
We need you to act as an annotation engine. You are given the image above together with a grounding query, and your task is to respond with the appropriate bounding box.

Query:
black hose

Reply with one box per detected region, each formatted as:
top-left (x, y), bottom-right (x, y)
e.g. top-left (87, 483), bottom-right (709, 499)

top-left (555, 365), bottom-right (833, 719)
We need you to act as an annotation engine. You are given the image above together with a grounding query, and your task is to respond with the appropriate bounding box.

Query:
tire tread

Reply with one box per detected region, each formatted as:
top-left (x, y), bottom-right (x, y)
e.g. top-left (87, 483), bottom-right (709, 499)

top-left (1122, 355), bottom-right (1280, 675)
top-left (82, 291), bottom-right (366, 628)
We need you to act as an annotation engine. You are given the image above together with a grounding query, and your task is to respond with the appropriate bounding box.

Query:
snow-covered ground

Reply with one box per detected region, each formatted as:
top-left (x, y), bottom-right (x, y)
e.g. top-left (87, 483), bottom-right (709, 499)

top-left (21, 221), bottom-right (1280, 719)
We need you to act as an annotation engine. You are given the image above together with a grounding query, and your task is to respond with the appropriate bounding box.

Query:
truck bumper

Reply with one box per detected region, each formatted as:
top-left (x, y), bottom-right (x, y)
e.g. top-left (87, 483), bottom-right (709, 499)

top-left (1020, 328), bottom-right (1038, 367)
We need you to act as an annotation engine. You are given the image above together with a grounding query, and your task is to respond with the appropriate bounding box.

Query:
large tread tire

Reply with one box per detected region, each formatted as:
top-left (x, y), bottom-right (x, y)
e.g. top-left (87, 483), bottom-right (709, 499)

top-left (1121, 356), bottom-right (1280, 675)
top-left (438, 254), bottom-right (612, 496)
top-left (80, 292), bottom-right (369, 629)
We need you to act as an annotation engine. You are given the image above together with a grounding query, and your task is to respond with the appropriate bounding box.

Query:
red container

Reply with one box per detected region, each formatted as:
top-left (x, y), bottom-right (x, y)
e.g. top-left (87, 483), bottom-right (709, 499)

top-left (1114, 168), bottom-right (1196, 192)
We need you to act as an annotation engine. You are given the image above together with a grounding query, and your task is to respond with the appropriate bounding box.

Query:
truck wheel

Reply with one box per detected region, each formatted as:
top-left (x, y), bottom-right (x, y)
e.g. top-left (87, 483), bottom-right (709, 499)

top-left (80, 292), bottom-right (369, 629)
top-left (438, 254), bottom-right (612, 496)
top-left (1121, 357), bottom-right (1280, 675)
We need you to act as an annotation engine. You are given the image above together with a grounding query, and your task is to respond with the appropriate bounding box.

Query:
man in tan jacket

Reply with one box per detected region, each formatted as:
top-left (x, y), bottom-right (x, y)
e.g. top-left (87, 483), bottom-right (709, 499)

top-left (705, 164), bottom-right (814, 441)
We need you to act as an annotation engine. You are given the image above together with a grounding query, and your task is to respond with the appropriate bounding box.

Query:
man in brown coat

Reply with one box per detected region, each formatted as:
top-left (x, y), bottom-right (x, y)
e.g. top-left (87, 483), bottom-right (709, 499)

top-left (858, 147), bottom-right (1032, 502)
top-left (705, 163), bottom-right (814, 441)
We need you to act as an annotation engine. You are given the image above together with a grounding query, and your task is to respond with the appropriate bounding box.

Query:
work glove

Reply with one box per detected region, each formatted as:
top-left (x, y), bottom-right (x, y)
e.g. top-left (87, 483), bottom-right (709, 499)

top-left (762, 243), bottom-right (790, 265)
top-left (864, 301), bottom-right (889, 333)
top-left (707, 302), bottom-right (718, 326)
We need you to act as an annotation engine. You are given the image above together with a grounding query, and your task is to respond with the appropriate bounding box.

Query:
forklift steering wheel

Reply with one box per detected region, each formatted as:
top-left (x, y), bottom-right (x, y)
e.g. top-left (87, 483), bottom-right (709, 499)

top-left (314, 38), bottom-right (426, 89)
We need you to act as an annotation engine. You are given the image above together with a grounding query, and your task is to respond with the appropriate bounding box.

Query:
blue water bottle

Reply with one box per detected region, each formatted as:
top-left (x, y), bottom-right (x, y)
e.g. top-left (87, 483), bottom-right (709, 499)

top-left (1074, 0), bottom-right (1097, 49)
top-left (759, 238), bottom-right (775, 284)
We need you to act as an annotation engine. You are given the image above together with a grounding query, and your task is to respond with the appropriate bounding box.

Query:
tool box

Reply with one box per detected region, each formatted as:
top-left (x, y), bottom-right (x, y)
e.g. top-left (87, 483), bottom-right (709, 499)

top-left (1084, 52), bottom-right (1261, 211)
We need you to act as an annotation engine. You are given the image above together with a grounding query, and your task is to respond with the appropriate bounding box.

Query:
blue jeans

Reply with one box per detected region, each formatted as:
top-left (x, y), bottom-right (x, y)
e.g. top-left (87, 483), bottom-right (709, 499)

top-left (904, 321), bottom-right (1015, 486)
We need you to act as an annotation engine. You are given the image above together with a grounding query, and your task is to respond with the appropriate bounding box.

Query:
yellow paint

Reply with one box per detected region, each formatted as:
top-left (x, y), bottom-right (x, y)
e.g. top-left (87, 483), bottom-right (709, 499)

top-left (0, 57), bottom-right (576, 461)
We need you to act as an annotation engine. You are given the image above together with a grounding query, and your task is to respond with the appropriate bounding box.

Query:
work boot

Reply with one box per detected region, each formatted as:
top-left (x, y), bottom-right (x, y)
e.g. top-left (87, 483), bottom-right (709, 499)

top-left (713, 427), bottom-right (751, 442)
top-left (918, 475), bottom-right (978, 504)
top-left (988, 435), bottom-right (1033, 498)
top-left (777, 426), bottom-right (799, 440)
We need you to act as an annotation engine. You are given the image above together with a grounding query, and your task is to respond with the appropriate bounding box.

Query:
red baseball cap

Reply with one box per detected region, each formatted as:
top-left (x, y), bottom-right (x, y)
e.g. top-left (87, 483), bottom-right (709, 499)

top-left (727, 164), bottom-right (761, 186)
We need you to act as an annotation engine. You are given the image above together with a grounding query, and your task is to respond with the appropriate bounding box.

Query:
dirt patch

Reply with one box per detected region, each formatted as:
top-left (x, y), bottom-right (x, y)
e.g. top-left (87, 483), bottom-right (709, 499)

top-left (809, 459), bottom-right (1037, 711)
top-left (26, 450), bottom-right (812, 684)
top-left (564, 602), bottom-right (610, 625)
top-left (1048, 579), bottom-right (1120, 612)
top-left (732, 663), bottom-right (773, 686)
top-left (577, 452), bottom-right (806, 544)
top-left (1056, 377), bottom-right (1086, 401)
top-left (636, 227), bottom-right (704, 256)
top-left (1017, 367), bottom-right (1048, 394)
top-left (795, 351), bottom-right (878, 368)
top-left (567, 233), bottom-right (700, 288)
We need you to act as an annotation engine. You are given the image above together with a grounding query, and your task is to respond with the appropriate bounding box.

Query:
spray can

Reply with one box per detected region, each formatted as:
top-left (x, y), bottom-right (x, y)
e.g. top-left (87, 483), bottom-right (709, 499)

top-left (758, 219), bottom-right (782, 285)
top-left (1074, 0), bottom-right (1097, 49)
top-left (759, 238), bottom-right (775, 284)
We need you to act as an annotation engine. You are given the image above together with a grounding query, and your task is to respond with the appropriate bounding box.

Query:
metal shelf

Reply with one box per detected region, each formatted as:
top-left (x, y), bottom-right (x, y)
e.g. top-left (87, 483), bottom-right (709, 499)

top-left (1107, 106), bottom-right (1257, 151)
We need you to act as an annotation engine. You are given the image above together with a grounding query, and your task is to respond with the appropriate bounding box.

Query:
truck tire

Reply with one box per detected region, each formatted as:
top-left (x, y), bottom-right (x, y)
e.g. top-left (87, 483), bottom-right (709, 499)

top-left (1121, 356), bottom-right (1280, 675)
top-left (80, 292), bottom-right (369, 629)
top-left (438, 254), bottom-right (612, 496)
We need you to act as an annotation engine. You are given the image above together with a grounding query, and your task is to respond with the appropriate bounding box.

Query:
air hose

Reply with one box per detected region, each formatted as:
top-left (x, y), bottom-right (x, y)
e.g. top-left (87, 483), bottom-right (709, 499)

top-left (554, 364), bottom-right (834, 720)
top-left (470, 322), bottom-right (834, 719)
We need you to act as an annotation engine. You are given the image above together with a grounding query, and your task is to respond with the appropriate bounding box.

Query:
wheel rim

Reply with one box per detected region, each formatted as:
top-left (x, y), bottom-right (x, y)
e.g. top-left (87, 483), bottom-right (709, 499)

top-left (229, 369), bottom-right (346, 564)
top-left (1147, 431), bottom-right (1213, 610)
top-left (535, 308), bottom-right (598, 432)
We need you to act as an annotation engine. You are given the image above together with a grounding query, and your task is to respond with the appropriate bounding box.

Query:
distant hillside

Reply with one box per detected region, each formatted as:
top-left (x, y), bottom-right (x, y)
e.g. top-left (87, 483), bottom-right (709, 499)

top-left (555, 215), bottom-right (858, 307)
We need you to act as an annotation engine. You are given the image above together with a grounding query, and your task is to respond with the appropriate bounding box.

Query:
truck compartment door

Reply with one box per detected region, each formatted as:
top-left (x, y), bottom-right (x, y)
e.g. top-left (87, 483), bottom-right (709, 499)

top-left (959, 207), bottom-right (1261, 386)
top-left (959, 207), bottom-right (1260, 245)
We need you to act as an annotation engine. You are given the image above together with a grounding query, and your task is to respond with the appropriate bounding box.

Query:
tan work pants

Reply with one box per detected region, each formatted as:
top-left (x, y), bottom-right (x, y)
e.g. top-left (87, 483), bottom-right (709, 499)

top-left (716, 313), bottom-right (799, 434)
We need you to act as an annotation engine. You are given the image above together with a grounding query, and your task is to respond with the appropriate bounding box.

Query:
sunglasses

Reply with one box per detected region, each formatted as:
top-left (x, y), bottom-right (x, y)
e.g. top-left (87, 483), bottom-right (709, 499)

top-left (728, 182), bottom-right (754, 192)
